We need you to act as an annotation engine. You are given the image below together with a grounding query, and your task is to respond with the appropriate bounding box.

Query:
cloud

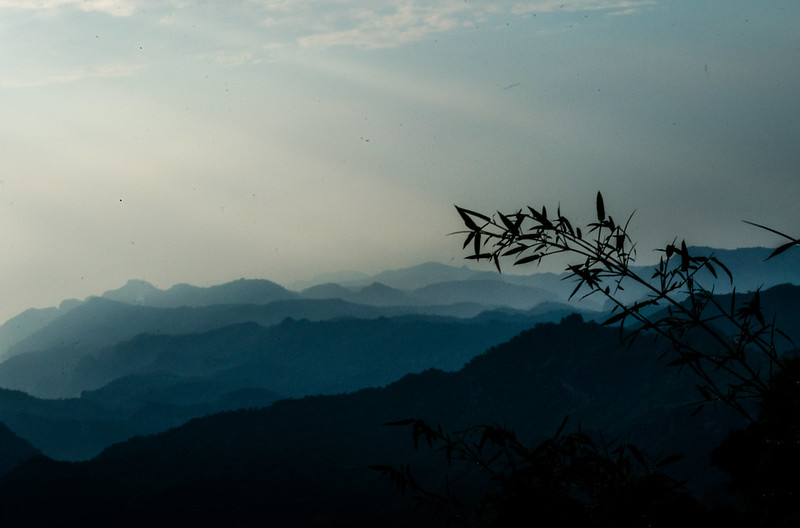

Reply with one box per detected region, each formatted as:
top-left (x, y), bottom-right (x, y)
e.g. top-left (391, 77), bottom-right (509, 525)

top-left (0, 0), bottom-right (137, 16)
top-left (510, 0), bottom-right (656, 15)
top-left (297, 2), bottom-right (470, 49)
top-left (256, 0), bottom-right (659, 50)
top-left (0, 0), bottom-right (659, 57)
top-left (0, 62), bottom-right (147, 88)
top-left (294, 0), bottom-right (656, 49)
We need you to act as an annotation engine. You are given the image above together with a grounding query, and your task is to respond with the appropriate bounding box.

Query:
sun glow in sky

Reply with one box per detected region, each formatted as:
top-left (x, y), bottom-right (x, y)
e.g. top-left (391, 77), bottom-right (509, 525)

top-left (1, 0), bottom-right (799, 322)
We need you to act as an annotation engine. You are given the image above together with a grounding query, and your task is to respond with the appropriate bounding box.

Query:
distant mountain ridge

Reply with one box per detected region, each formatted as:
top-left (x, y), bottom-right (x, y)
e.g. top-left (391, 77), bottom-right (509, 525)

top-left (101, 277), bottom-right (298, 307)
top-left (0, 308), bottom-right (576, 460)
top-left (4, 246), bottom-right (795, 357)
top-left (0, 310), bottom-right (768, 526)
top-left (0, 246), bottom-right (797, 394)
top-left (2, 296), bottom-right (535, 398)
top-left (0, 246), bottom-right (793, 466)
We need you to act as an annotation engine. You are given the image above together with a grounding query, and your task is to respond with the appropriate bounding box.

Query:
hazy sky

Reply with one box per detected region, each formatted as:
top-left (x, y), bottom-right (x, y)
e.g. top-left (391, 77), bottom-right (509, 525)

top-left (1, 0), bottom-right (798, 322)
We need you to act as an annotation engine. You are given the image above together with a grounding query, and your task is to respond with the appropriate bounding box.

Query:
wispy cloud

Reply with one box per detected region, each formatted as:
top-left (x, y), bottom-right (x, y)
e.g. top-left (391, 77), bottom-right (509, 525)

top-left (510, 0), bottom-right (656, 15)
top-left (0, 62), bottom-right (146, 88)
top-left (297, 2), bottom-right (470, 49)
top-left (253, 0), bottom-right (656, 50)
top-left (0, 0), bottom-right (137, 16)
top-left (288, 0), bottom-right (656, 49)
top-left (0, 0), bottom-right (658, 63)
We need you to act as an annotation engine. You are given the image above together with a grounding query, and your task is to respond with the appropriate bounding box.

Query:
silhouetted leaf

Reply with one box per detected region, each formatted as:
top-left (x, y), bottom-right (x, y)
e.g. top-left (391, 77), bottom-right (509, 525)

top-left (743, 221), bottom-right (799, 259)
top-left (553, 415), bottom-right (570, 440)
top-left (656, 454), bottom-right (685, 468)
top-left (666, 353), bottom-right (701, 367)
top-left (501, 245), bottom-right (528, 257)
top-left (596, 191), bottom-right (605, 222)
top-left (768, 241), bottom-right (799, 260)
top-left (603, 310), bottom-right (629, 326)
top-left (710, 256), bottom-right (733, 283)
top-left (462, 231), bottom-right (475, 250)
top-left (680, 241), bottom-right (689, 272)
top-left (514, 254), bottom-right (541, 266)
top-left (498, 212), bottom-right (518, 234)
top-left (455, 205), bottom-right (490, 232)
top-left (384, 419), bottom-right (416, 427)
top-left (625, 443), bottom-right (649, 469)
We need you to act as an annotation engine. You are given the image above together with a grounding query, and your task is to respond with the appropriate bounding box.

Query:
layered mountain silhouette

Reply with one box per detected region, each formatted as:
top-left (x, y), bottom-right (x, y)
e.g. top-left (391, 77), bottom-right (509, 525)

top-left (8, 300), bottom-right (551, 397)
top-left (0, 422), bottom-right (40, 476)
top-left (0, 308), bottom-right (572, 460)
top-left (0, 312), bottom-right (768, 526)
top-left (101, 277), bottom-right (299, 307)
top-left (0, 248), bottom-right (796, 524)
top-left (4, 248), bottom-right (796, 360)
top-left (0, 309), bottom-right (579, 459)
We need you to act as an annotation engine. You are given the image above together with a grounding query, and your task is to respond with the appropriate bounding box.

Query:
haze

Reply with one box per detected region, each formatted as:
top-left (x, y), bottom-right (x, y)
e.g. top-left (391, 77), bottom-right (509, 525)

top-left (1, 0), bottom-right (798, 323)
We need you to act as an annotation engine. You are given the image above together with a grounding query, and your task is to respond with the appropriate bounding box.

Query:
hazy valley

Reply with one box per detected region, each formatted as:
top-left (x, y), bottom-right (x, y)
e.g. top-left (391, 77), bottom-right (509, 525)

top-left (0, 247), bottom-right (797, 525)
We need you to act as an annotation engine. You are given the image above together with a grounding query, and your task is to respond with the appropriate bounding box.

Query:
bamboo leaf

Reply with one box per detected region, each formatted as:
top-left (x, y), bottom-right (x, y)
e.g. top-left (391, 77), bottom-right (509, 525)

top-left (743, 220), bottom-right (797, 241)
top-left (596, 191), bottom-right (605, 222)
top-left (456, 205), bottom-right (490, 222)
top-left (384, 419), bottom-right (416, 426)
top-left (462, 231), bottom-right (475, 250)
top-left (514, 254), bottom-right (541, 266)
top-left (553, 415), bottom-right (570, 440)
top-left (666, 354), bottom-right (700, 367)
top-left (767, 241), bottom-right (799, 260)
top-left (680, 240), bottom-right (690, 272)
top-left (455, 206), bottom-right (483, 231)
top-left (501, 245), bottom-right (528, 257)
top-left (703, 260), bottom-right (719, 279)
top-left (498, 212), bottom-right (517, 233)
top-left (710, 256), bottom-right (733, 283)
top-left (603, 310), bottom-right (630, 326)
top-left (626, 443), bottom-right (649, 469)
top-left (656, 454), bottom-right (685, 468)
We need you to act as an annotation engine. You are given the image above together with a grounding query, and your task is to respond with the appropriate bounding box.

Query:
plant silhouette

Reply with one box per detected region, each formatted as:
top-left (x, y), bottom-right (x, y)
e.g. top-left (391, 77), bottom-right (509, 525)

top-left (378, 193), bottom-right (800, 526)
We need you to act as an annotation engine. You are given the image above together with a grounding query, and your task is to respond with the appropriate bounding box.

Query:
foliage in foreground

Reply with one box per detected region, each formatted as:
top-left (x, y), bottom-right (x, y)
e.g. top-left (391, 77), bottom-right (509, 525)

top-left (373, 417), bottom-right (700, 527)
top-left (378, 193), bottom-right (800, 526)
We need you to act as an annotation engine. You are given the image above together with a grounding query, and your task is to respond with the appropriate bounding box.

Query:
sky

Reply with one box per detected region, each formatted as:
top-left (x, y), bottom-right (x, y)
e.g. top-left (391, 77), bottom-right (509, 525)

top-left (0, 0), bottom-right (798, 322)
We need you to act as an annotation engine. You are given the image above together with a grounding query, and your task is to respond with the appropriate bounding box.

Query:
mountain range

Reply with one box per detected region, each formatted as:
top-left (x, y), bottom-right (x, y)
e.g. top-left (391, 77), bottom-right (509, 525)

top-left (0, 310), bottom-right (778, 526)
top-left (0, 247), bottom-right (796, 524)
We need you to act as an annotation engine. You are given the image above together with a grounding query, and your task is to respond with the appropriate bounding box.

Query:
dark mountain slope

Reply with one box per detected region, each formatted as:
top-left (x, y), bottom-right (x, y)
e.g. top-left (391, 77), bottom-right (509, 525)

top-left (300, 278), bottom-right (557, 310)
top-left (412, 279), bottom-right (556, 310)
top-left (0, 422), bottom-right (40, 476)
top-left (300, 282), bottom-right (356, 299)
top-left (0, 381), bottom-right (282, 462)
top-left (0, 297), bottom-right (470, 398)
top-left (73, 314), bottom-right (547, 399)
top-left (369, 261), bottom-right (495, 289)
top-left (0, 301), bottom-right (80, 361)
top-left (101, 278), bottom-right (299, 307)
top-left (0, 305), bottom-right (584, 462)
top-left (0, 314), bottom-right (750, 526)
top-left (0, 311), bottom-right (558, 460)
top-left (0, 277), bottom-right (297, 360)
